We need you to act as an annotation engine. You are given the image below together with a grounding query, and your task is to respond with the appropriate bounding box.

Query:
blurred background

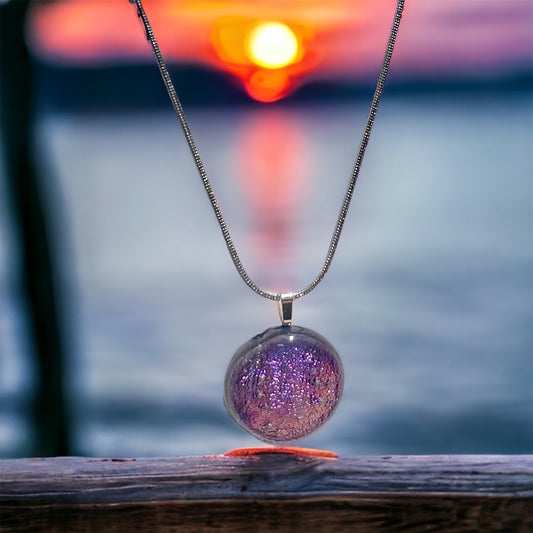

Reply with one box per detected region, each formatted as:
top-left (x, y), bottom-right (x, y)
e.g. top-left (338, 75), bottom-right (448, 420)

top-left (0, 0), bottom-right (532, 458)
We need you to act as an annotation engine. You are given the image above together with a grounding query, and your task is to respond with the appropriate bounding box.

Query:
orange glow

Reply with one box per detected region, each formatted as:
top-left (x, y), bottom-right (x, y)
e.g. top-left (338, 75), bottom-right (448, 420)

top-left (245, 69), bottom-right (289, 103)
top-left (224, 446), bottom-right (338, 458)
top-left (211, 16), bottom-right (315, 102)
top-left (246, 22), bottom-right (300, 69)
top-left (28, 0), bottom-right (387, 102)
top-left (29, 2), bottom-right (529, 103)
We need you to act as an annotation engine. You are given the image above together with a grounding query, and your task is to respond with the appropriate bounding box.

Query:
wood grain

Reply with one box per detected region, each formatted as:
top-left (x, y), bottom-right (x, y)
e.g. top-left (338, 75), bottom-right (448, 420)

top-left (1, 455), bottom-right (532, 532)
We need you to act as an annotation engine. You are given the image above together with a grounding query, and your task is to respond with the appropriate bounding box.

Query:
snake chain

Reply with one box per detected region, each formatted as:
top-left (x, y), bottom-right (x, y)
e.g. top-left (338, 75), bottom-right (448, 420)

top-left (130, 0), bottom-right (405, 301)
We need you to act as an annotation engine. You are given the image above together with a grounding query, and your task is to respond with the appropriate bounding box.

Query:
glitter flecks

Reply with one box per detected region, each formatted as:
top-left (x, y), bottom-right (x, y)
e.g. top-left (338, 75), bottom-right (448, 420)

top-left (224, 325), bottom-right (344, 443)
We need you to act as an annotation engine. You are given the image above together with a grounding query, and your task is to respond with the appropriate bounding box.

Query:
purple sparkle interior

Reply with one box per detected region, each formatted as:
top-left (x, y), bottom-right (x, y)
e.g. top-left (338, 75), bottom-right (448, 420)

top-left (224, 325), bottom-right (343, 443)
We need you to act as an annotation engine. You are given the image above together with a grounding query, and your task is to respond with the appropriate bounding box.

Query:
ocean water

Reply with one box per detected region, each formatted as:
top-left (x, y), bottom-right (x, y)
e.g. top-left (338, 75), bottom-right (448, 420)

top-left (1, 92), bottom-right (532, 457)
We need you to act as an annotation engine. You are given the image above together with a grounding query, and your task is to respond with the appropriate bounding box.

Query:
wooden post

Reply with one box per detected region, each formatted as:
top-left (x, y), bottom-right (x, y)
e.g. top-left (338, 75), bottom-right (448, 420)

top-left (1, 454), bottom-right (531, 532)
top-left (0, 0), bottom-right (72, 458)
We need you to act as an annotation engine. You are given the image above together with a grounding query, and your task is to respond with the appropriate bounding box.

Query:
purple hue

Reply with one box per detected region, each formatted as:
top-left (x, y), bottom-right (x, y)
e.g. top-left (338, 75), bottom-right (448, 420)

top-left (224, 325), bottom-right (344, 443)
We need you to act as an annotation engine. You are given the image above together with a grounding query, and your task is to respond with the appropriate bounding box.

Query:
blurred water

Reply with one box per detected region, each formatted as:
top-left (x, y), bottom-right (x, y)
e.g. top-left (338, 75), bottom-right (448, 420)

top-left (1, 92), bottom-right (532, 456)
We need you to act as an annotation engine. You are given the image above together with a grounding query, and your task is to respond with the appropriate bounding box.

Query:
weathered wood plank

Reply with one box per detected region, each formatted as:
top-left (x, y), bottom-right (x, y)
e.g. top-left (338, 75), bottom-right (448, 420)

top-left (1, 455), bottom-right (532, 532)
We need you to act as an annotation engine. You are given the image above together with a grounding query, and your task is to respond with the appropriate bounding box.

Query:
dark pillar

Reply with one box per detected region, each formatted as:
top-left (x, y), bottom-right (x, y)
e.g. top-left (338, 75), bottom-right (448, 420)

top-left (0, 0), bottom-right (71, 456)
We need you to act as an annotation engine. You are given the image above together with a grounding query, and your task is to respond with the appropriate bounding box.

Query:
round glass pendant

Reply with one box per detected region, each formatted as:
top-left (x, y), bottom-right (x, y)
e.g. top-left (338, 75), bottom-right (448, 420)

top-left (224, 325), bottom-right (344, 443)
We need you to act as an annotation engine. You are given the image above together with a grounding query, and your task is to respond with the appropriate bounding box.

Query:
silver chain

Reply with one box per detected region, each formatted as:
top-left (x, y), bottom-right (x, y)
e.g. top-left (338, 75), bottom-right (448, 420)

top-left (131, 0), bottom-right (405, 302)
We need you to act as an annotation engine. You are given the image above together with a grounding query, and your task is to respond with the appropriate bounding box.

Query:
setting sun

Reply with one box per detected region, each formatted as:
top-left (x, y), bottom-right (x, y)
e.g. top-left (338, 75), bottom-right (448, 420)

top-left (246, 22), bottom-right (299, 69)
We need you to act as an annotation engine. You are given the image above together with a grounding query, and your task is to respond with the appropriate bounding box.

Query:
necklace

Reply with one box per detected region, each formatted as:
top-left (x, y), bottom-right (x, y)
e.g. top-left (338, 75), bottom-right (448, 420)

top-left (130, 0), bottom-right (405, 444)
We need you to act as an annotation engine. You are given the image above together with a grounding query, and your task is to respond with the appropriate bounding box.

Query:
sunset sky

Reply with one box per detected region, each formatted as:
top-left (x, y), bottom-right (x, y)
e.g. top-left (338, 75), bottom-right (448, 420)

top-left (28, 0), bottom-right (533, 101)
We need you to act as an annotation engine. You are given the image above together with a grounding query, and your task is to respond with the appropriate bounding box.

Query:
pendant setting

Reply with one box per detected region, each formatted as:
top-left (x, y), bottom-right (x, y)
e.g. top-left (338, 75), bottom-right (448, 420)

top-left (224, 324), bottom-right (344, 443)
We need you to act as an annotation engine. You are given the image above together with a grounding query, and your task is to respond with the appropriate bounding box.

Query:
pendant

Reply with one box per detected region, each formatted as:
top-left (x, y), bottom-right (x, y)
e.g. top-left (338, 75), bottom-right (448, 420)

top-left (224, 296), bottom-right (343, 443)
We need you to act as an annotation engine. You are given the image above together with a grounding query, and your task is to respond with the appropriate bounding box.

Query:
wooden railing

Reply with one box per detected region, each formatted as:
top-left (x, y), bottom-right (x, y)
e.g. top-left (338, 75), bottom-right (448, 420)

top-left (1, 454), bottom-right (532, 532)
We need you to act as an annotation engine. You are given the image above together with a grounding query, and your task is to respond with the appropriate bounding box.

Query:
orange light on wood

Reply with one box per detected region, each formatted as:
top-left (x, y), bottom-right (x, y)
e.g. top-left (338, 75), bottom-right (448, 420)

top-left (224, 446), bottom-right (338, 459)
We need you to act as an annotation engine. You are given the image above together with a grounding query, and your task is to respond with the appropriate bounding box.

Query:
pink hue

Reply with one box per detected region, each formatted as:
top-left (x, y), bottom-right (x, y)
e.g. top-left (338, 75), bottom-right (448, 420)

top-left (224, 326), bottom-right (344, 443)
top-left (28, 0), bottom-right (533, 96)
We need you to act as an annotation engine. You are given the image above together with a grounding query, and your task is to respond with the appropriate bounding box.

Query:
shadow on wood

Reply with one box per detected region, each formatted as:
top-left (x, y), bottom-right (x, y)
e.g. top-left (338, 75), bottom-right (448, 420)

top-left (1, 454), bottom-right (532, 532)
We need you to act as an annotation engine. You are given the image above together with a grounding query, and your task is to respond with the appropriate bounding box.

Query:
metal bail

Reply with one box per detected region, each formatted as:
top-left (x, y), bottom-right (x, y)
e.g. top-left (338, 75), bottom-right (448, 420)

top-left (278, 293), bottom-right (294, 325)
